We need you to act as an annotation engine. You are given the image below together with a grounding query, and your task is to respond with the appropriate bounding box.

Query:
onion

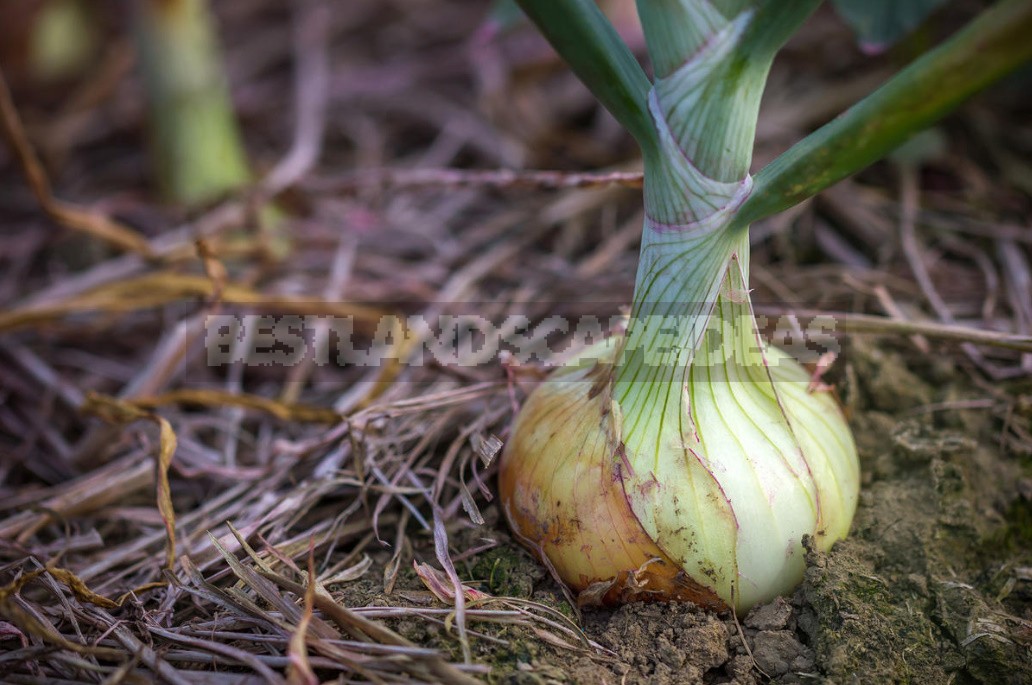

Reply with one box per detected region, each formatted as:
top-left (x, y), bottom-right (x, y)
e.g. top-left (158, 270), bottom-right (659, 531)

top-left (499, 2), bottom-right (860, 611)
top-left (500, 233), bottom-right (860, 611)
top-left (497, 0), bottom-right (1032, 611)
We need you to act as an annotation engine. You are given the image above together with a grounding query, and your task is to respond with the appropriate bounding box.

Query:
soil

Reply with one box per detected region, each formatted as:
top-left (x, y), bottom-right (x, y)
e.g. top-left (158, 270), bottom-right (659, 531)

top-left (324, 339), bottom-right (1032, 684)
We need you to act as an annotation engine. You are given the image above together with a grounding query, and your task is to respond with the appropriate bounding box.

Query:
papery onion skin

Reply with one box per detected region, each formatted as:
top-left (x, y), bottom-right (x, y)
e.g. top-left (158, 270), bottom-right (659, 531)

top-left (498, 343), bottom-right (726, 610)
top-left (498, 298), bottom-right (860, 612)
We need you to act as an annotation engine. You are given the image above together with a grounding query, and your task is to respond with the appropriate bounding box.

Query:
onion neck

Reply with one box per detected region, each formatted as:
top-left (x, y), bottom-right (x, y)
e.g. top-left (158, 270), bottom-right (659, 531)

top-left (614, 2), bottom-right (776, 453)
top-left (613, 221), bottom-right (752, 460)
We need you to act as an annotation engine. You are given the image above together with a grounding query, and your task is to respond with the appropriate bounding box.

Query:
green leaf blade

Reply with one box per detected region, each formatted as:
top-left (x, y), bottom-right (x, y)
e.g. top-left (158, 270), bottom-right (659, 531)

top-left (515, 0), bottom-right (656, 148)
top-left (737, 0), bottom-right (1032, 228)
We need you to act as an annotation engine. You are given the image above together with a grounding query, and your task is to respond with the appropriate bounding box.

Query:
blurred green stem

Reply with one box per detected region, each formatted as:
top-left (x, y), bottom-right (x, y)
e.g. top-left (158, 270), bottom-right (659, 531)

top-left (134, 0), bottom-right (250, 205)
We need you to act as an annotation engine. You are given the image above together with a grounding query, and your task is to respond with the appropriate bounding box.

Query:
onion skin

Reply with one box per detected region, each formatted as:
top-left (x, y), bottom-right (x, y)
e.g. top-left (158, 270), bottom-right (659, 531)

top-left (499, 352), bottom-right (727, 610)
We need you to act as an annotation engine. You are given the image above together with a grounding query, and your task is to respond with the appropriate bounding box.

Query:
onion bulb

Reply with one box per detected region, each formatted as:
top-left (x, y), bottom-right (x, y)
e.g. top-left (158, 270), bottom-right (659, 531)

top-left (499, 230), bottom-right (860, 612)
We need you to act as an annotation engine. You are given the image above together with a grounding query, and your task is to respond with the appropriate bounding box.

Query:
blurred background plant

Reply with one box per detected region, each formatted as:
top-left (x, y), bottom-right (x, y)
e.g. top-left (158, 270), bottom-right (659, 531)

top-left (1, 0), bottom-right (251, 207)
top-left (133, 0), bottom-right (251, 206)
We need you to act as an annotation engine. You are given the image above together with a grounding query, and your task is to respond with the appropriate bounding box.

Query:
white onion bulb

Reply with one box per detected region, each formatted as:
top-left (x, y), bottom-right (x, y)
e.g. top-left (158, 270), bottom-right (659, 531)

top-left (499, 242), bottom-right (859, 612)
